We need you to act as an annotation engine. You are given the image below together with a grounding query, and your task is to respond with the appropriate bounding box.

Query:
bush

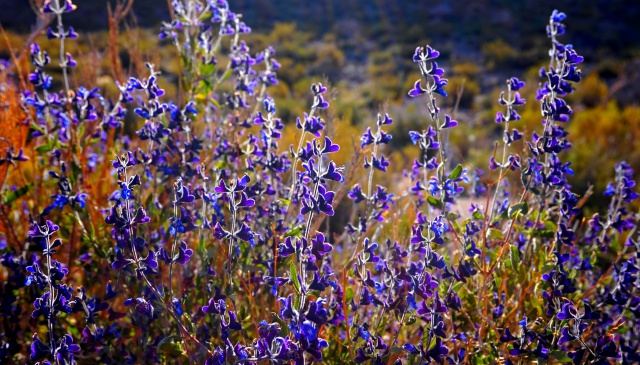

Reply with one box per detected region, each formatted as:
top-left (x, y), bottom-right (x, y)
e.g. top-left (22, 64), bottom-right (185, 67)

top-left (0, 3), bottom-right (638, 365)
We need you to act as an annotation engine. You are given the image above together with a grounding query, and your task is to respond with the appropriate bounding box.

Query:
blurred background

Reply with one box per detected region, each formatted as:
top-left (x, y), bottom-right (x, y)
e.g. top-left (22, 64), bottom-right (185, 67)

top-left (2, 0), bottom-right (640, 210)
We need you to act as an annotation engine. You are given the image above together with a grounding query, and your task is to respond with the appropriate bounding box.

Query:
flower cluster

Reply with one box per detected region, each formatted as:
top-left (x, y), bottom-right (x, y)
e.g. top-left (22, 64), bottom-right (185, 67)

top-left (0, 3), bottom-right (637, 365)
top-left (26, 220), bottom-right (81, 364)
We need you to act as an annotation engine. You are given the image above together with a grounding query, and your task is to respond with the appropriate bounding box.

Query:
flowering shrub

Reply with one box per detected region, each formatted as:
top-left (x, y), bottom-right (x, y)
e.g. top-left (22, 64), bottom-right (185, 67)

top-left (0, 1), bottom-right (638, 364)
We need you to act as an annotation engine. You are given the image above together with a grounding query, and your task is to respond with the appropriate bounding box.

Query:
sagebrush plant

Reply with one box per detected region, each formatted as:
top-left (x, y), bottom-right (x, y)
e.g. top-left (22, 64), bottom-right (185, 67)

top-left (0, 1), bottom-right (638, 364)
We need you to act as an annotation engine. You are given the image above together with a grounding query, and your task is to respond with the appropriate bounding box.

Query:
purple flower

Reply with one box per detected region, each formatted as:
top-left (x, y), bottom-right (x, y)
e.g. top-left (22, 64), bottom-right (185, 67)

top-left (30, 334), bottom-right (50, 361)
top-left (322, 161), bottom-right (344, 182)
top-left (348, 184), bottom-right (367, 203)
top-left (28, 220), bottom-right (59, 238)
top-left (413, 45), bottom-right (440, 63)
top-left (310, 233), bottom-right (333, 259)
top-left (215, 174), bottom-right (251, 193)
top-left (440, 115), bottom-right (458, 129)
top-left (296, 113), bottom-right (325, 137)
top-left (313, 94), bottom-right (329, 109)
top-left (408, 80), bottom-right (427, 97)
top-left (377, 113), bottom-right (393, 125)
top-left (311, 82), bottom-right (327, 96)
top-left (237, 223), bottom-right (255, 244)
top-left (174, 241), bottom-right (193, 265)
top-left (508, 77), bottom-right (525, 91)
top-left (432, 75), bottom-right (449, 97)
top-left (55, 334), bottom-right (81, 364)
top-left (360, 127), bottom-right (375, 147)
top-left (278, 237), bottom-right (297, 257)
top-left (365, 154), bottom-right (390, 172)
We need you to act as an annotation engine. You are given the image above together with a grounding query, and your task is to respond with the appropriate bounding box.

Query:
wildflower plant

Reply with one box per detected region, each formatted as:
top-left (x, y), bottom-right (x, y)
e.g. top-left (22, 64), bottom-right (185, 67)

top-left (0, 2), bottom-right (638, 365)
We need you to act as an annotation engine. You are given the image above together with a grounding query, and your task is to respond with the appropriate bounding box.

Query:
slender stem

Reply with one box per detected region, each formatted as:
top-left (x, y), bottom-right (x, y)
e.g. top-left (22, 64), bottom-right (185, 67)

top-left (197, 181), bottom-right (208, 257)
top-left (288, 105), bottom-right (316, 201)
top-left (578, 338), bottom-right (597, 358)
top-left (365, 124), bottom-right (380, 216)
top-left (489, 85), bottom-right (513, 221)
top-left (168, 187), bottom-right (180, 299)
top-left (226, 189), bottom-right (238, 292)
top-left (122, 167), bottom-right (209, 358)
top-left (0, 138), bottom-right (15, 191)
top-left (53, 0), bottom-right (70, 103)
top-left (418, 59), bottom-right (445, 213)
top-left (298, 155), bottom-right (323, 312)
top-left (252, 50), bottom-right (272, 115)
top-left (45, 234), bottom-right (60, 365)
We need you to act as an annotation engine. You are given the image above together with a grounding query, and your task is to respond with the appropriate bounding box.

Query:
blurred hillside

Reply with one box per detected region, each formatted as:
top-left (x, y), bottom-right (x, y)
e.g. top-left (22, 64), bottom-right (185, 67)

top-left (4, 1), bottom-right (640, 60)
top-left (2, 0), bottom-right (640, 210)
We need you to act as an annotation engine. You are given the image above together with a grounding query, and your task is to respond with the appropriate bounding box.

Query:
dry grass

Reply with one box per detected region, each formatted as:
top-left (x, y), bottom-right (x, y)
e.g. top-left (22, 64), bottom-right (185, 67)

top-left (0, 69), bottom-right (28, 178)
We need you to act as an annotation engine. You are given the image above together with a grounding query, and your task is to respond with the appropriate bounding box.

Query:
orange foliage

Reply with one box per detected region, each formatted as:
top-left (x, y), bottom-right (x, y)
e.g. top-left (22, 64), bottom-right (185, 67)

top-left (0, 70), bottom-right (29, 246)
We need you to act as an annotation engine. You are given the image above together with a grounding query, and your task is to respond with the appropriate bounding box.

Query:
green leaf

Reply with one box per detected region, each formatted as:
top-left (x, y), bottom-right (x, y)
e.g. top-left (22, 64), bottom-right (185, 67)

top-left (533, 227), bottom-right (555, 239)
top-left (427, 196), bottom-right (443, 209)
top-left (543, 220), bottom-right (557, 231)
top-left (504, 258), bottom-right (512, 269)
top-left (81, 233), bottom-right (106, 258)
top-left (510, 245), bottom-right (520, 264)
top-left (406, 315), bottom-right (417, 325)
top-left (508, 201), bottom-right (529, 219)
top-left (158, 336), bottom-right (187, 359)
top-left (452, 219), bottom-right (461, 233)
top-left (271, 312), bottom-right (289, 336)
top-left (289, 261), bottom-right (300, 293)
top-left (35, 143), bottom-right (54, 154)
top-left (220, 69), bottom-right (233, 83)
top-left (30, 122), bottom-right (46, 136)
top-left (238, 305), bottom-right (247, 320)
top-left (77, 123), bottom-right (86, 146)
top-left (550, 351), bottom-right (572, 363)
top-left (69, 161), bottom-right (82, 187)
top-left (210, 97), bottom-right (221, 109)
top-left (448, 164), bottom-right (463, 180)
top-left (452, 282), bottom-right (464, 292)
top-left (284, 225), bottom-right (303, 238)
top-left (3, 184), bottom-right (32, 205)
top-left (472, 210), bottom-right (485, 220)
top-left (345, 287), bottom-right (355, 302)
top-left (200, 63), bottom-right (216, 76)
top-left (495, 274), bottom-right (502, 289)
top-left (198, 234), bottom-right (205, 258)
top-left (486, 228), bottom-right (504, 240)
top-left (198, 79), bottom-right (213, 93)
top-left (294, 295), bottom-right (301, 311)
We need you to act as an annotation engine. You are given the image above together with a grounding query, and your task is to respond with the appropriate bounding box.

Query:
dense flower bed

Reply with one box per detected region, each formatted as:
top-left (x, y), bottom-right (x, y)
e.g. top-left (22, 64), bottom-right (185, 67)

top-left (0, 1), bottom-right (638, 364)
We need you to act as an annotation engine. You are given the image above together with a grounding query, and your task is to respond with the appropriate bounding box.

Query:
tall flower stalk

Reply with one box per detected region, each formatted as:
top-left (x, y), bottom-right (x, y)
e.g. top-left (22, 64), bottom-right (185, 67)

top-left (2, 3), bottom-right (638, 364)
